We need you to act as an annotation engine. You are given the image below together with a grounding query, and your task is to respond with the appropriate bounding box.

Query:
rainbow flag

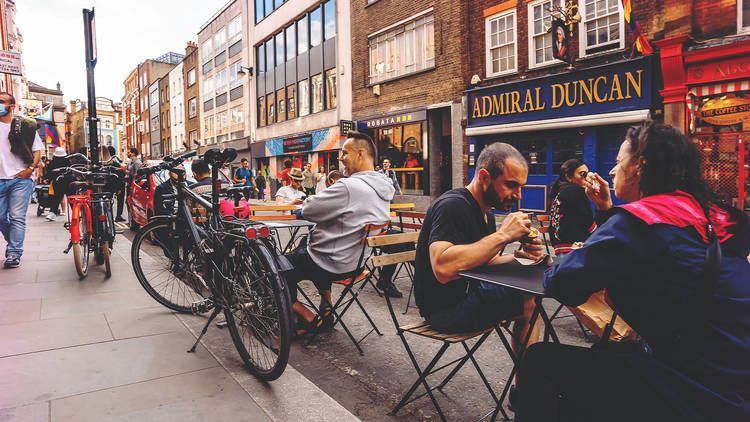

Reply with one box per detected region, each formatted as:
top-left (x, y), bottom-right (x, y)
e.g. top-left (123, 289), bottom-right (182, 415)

top-left (622, 0), bottom-right (653, 57)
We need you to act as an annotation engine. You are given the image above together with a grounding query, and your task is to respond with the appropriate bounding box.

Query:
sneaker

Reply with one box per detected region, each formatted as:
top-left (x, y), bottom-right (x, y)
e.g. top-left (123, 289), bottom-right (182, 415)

top-left (377, 281), bottom-right (403, 298)
top-left (46, 212), bottom-right (56, 221)
top-left (3, 255), bottom-right (20, 268)
top-left (115, 216), bottom-right (125, 222)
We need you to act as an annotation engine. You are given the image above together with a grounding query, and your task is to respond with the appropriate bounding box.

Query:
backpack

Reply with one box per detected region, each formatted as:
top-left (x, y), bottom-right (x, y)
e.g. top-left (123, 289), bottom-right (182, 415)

top-left (255, 174), bottom-right (266, 188)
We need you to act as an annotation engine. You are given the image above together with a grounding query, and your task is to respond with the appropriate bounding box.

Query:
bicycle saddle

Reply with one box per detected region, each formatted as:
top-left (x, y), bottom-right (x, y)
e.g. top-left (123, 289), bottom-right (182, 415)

top-left (203, 148), bottom-right (237, 166)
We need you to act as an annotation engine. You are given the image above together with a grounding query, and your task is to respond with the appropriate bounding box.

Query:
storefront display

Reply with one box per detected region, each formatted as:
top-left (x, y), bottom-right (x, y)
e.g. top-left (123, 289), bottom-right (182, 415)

top-left (466, 56), bottom-right (657, 212)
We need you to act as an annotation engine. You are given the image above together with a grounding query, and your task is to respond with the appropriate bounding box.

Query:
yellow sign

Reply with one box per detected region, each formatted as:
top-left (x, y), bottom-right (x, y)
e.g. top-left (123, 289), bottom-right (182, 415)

top-left (699, 95), bottom-right (750, 126)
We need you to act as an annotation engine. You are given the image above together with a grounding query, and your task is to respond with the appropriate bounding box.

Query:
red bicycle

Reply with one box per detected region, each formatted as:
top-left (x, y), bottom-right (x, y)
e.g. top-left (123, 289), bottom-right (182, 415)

top-left (53, 155), bottom-right (124, 278)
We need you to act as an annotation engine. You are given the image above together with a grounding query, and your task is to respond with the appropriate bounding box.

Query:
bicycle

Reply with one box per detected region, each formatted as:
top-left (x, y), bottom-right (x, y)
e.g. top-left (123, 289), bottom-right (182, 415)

top-left (52, 154), bottom-right (123, 279)
top-left (130, 148), bottom-right (294, 381)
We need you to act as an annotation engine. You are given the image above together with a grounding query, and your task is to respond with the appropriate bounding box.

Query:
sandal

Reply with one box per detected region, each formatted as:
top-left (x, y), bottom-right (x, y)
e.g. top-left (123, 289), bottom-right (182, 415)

top-left (319, 305), bottom-right (335, 330)
top-left (295, 315), bottom-right (322, 338)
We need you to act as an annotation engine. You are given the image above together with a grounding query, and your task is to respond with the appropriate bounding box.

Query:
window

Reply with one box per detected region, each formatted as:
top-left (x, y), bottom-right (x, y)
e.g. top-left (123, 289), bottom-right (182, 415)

top-left (298, 79), bottom-right (309, 116)
top-left (204, 116), bottom-right (214, 139)
top-left (325, 68), bottom-right (336, 109)
top-left (201, 40), bottom-right (212, 63)
top-left (287, 84), bottom-right (296, 119)
top-left (216, 111), bottom-right (228, 135)
top-left (310, 7), bottom-right (322, 47)
top-left (312, 73), bottom-right (323, 113)
top-left (274, 0), bottom-right (283, 9)
top-left (256, 0), bottom-right (264, 23)
top-left (150, 90), bottom-right (158, 105)
top-left (216, 69), bottom-right (228, 94)
top-left (741, 0), bottom-right (750, 32)
top-left (231, 106), bottom-right (244, 131)
top-left (286, 25), bottom-right (296, 61)
top-left (581, 0), bottom-right (622, 55)
top-left (277, 88), bottom-right (286, 121)
top-left (229, 61), bottom-right (243, 89)
top-left (486, 10), bottom-right (516, 76)
top-left (265, 39), bottom-right (275, 68)
top-left (228, 15), bottom-right (242, 45)
top-left (203, 76), bottom-right (214, 98)
top-left (298, 15), bottom-right (309, 54)
top-left (529, 0), bottom-right (561, 67)
top-left (265, 0), bottom-right (273, 19)
top-left (189, 97), bottom-right (197, 118)
top-left (190, 130), bottom-right (198, 146)
top-left (368, 13), bottom-right (435, 84)
top-left (324, 0), bottom-right (336, 40)
top-left (267, 93), bottom-right (275, 124)
top-left (257, 45), bottom-right (266, 74)
top-left (258, 96), bottom-right (266, 127)
top-left (214, 28), bottom-right (227, 55)
top-left (275, 32), bottom-right (285, 65)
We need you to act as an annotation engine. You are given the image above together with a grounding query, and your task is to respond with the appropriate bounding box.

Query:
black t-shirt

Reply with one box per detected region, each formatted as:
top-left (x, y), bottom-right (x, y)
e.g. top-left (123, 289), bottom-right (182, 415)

top-left (549, 183), bottom-right (594, 246)
top-left (414, 187), bottom-right (496, 317)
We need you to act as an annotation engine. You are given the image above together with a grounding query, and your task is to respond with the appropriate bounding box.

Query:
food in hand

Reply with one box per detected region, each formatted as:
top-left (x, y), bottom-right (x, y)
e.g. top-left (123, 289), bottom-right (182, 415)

top-left (571, 241), bottom-right (584, 249)
top-left (520, 227), bottom-right (539, 243)
top-left (586, 172), bottom-right (601, 193)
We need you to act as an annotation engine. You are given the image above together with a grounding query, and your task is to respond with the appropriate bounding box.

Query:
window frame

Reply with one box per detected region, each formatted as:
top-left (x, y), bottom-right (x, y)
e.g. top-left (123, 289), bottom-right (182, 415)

top-left (485, 9), bottom-right (517, 78)
top-left (324, 0), bottom-right (336, 40)
top-left (189, 97), bottom-right (197, 118)
top-left (367, 11), bottom-right (435, 85)
top-left (201, 40), bottom-right (213, 63)
top-left (215, 69), bottom-right (228, 95)
top-left (229, 61), bottom-right (243, 89)
top-left (740, 0), bottom-right (750, 33)
top-left (527, 0), bottom-right (564, 69)
top-left (214, 28), bottom-right (227, 56)
top-left (578, 0), bottom-right (624, 57)
top-left (228, 15), bottom-right (242, 45)
top-left (188, 68), bottom-right (196, 86)
top-left (310, 6), bottom-right (323, 48)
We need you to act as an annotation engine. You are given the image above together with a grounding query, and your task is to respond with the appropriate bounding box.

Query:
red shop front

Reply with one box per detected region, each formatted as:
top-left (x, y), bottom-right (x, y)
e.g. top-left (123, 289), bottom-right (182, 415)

top-left (657, 36), bottom-right (750, 211)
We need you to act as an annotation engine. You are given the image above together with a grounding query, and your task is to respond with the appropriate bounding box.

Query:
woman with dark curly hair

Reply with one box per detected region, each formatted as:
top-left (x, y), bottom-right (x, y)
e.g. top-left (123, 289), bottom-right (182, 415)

top-left (548, 158), bottom-right (596, 254)
top-left (517, 121), bottom-right (750, 421)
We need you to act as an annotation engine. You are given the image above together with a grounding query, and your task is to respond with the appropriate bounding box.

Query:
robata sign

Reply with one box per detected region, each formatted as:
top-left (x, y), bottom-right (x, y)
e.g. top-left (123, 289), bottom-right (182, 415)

top-left (467, 56), bottom-right (654, 127)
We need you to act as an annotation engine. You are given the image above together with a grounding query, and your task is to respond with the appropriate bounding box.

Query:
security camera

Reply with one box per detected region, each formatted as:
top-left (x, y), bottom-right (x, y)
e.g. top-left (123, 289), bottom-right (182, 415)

top-left (471, 74), bottom-right (481, 86)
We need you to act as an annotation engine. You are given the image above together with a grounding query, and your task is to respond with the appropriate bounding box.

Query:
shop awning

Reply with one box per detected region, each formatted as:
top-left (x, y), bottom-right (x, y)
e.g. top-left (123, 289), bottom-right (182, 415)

top-left (685, 79), bottom-right (750, 132)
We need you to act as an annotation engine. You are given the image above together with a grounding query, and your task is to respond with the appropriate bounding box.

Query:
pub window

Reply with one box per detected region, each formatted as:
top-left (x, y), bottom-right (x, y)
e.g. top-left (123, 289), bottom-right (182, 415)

top-left (275, 32), bottom-right (285, 65)
top-left (486, 10), bottom-right (516, 77)
top-left (277, 88), bottom-right (286, 122)
top-left (267, 92), bottom-right (276, 124)
top-left (310, 6), bottom-right (323, 47)
top-left (324, 0), bottom-right (336, 40)
top-left (519, 140), bottom-right (547, 175)
top-left (581, 0), bottom-right (622, 55)
top-left (298, 15), bottom-right (309, 54)
top-left (287, 84), bottom-right (297, 119)
top-left (368, 12), bottom-right (435, 84)
top-left (325, 68), bottom-right (337, 109)
top-left (528, 0), bottom-right (562, 68)
top-left (741, 0), bottom-right (750, 32)
top-left (312, 73), bottom-right (324, 113)
top-left (258, 96), bottom-right (266, 127)
top-left (298, 79), bottom-right (310, 116)
top-left (286, 25), bottom-right (296, 61)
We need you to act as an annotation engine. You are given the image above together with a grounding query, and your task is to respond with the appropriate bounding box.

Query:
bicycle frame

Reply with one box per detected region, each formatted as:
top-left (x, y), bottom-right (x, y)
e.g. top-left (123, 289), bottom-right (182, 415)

top-left (67, 192), bottom-right (92, 244)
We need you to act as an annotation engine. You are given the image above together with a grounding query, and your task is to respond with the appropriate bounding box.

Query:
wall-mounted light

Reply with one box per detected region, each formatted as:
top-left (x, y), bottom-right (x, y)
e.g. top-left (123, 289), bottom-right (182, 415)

top-left (236, 66), bottom-right (254, 77)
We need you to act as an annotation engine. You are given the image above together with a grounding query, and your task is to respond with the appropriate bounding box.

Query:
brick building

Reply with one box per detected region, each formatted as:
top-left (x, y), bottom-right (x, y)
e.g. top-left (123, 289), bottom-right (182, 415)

top-left (250, 0), bottom-right (352, 195)
top-left (655, 0), bottom-right (750, 211)
top-left (159, 76), bottom-right (171, 156)
top-left (350, 0), bottom-right (465, 205)
top-left (183, 42), bottom-right (201, 150)
top-left (122, 69), bottom-right (138, 153)
top-left (464, 0), bottom-right (664, 212)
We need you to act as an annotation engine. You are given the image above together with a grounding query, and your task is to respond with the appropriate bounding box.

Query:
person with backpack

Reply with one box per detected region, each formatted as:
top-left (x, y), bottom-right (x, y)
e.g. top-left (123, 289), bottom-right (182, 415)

top-left (233, 158), bottom-right (257, 199)
top-left (255, 172), bottom-right (267, 201)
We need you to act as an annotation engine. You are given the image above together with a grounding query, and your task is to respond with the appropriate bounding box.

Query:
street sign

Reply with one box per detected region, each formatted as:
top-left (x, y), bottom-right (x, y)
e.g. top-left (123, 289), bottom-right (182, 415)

top-left (0, 50), bottom-right (22, 76)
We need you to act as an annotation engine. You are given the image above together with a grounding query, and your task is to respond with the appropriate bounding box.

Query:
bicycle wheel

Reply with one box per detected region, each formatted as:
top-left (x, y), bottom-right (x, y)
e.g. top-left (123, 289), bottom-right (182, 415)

top-left (72, 209), bottom-right (90, 279)
top-left (131, 220), bottom-right (208, 313)
top-left (102, 241), bottom-right (111, 278)
top-left (224, 240), bottom-right (293, 381)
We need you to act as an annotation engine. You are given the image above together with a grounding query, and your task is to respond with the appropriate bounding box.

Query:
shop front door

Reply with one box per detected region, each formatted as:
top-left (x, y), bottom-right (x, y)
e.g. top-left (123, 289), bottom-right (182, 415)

top-left (694, 133), bottom-right (746, 210)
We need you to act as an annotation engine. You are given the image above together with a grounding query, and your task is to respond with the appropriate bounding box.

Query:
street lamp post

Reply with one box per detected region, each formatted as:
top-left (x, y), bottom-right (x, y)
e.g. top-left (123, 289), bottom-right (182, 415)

top-left (82, 8), bottom-right (99, 164)
top-left (235, 66), bottom-right (253, 77)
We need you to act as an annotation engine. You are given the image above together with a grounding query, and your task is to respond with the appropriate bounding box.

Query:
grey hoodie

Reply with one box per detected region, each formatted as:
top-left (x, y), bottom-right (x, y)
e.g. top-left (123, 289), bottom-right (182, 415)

top-left (301, 171), bottom-right (395, 274)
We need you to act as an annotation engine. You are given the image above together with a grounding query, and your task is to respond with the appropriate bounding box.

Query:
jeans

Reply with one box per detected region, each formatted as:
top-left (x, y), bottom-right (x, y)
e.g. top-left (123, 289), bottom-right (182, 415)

top-left (0, 178), bottom-right (34, 257)
top-left (424, 280), bottom-right (523, 333)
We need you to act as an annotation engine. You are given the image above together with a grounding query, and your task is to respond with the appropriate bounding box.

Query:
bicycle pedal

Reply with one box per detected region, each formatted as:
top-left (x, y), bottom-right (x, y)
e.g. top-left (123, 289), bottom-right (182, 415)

top-left (191, 297), bottom-right (214, 314)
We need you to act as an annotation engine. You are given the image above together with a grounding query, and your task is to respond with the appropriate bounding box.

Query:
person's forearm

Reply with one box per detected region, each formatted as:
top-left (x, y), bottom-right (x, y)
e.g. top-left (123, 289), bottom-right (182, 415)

top-left (31, 151), bottom-right (41, 168)
top-left (488, 253), bottom-right (515, 266)
top-left (434, 233), bottom-right (510, 283)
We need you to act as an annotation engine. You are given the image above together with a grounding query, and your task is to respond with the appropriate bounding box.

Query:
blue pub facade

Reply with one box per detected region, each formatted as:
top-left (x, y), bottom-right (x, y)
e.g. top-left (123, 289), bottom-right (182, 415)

top-left (465, 56), bottom-right (660, 213)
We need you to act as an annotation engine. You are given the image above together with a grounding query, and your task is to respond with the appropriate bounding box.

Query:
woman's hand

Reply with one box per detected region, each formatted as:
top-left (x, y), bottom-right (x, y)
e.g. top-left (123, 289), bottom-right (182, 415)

top-left (584, 172), bottom-right (613, 211)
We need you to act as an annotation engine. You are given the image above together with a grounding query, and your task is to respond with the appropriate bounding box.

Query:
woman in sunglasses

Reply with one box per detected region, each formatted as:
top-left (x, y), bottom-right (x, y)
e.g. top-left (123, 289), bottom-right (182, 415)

top-left (517, 121), bottom-right (750, 421)
top-left (548, 158), bottom-right (596, 255)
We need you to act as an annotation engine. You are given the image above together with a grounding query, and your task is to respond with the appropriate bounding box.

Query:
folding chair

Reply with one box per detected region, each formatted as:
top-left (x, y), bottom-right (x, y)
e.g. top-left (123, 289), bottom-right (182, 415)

top-left (369, 232), bottom-right (518, 422)
top-left (297, 221), bottom-right (390, 355)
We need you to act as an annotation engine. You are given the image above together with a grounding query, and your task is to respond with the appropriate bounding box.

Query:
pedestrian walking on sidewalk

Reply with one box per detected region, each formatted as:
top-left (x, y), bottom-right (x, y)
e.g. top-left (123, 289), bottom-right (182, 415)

top-left (0, 92), bottom-right (43, 268)
top-left (301, 162), bottom-right (316, 196)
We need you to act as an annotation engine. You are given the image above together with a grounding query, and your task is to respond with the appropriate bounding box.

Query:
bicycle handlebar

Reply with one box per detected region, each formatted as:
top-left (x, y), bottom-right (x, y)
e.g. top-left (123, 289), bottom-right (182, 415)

top-left (136, 150), bottom-right (198, 178)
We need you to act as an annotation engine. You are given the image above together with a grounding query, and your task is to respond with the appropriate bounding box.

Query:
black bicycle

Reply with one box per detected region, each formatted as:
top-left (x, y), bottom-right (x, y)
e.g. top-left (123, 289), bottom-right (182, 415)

top-left (130, 148), bottom-right (294, 381)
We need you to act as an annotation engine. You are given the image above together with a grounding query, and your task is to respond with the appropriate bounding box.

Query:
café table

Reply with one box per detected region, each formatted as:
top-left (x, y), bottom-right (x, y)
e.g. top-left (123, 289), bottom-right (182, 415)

top-left (459, 260), bottom-right (560, 421)
top-left (262, 219), bottom-right (316, 253)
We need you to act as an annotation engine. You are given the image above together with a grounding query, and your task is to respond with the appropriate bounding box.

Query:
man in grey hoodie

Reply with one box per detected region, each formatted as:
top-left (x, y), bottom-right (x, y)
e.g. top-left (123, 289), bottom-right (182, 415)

top-left (285, 131), bottom-right (395, 334)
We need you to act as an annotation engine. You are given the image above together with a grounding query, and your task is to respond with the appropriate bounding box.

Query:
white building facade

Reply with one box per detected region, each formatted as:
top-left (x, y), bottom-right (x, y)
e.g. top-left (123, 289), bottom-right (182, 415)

top-left (168, 62), bottom-right (185, 153)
